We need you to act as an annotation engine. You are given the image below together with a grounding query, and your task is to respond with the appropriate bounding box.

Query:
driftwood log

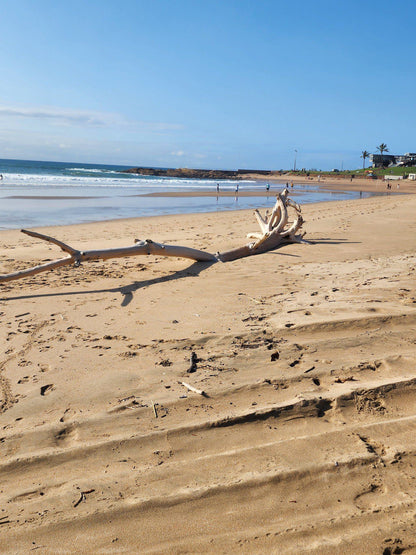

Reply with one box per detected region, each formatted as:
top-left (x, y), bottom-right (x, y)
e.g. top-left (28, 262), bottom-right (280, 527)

top-left (0, 189), bottom-right (306, 284)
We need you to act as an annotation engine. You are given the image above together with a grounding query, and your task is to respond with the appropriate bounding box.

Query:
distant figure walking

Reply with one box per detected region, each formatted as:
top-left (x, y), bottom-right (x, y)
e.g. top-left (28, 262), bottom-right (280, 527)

top-left (235, 183), bottom-right (239, 194)
top-left (216, 183), bottom-right (219, 193)
top-left (266, 183), bottom-right (270, 192)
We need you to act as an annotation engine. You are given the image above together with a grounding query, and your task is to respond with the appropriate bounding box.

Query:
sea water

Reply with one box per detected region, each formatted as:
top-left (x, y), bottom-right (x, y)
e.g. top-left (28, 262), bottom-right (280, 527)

top-left (0, 158), bottom-right (375, 230)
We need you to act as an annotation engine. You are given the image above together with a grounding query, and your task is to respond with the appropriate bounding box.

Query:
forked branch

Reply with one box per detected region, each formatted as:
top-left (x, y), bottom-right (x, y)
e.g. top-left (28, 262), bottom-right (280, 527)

top-left (0, 189), bottom-right (306, 283)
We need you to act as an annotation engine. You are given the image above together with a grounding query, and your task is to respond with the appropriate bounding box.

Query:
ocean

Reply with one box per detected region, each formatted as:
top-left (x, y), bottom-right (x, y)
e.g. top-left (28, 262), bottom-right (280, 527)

top-left (0, 158), bottom-right (374, 230)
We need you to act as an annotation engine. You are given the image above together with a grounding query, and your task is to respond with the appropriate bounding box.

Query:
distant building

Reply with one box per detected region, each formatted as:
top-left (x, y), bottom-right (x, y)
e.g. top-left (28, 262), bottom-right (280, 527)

top-left (383, 174), bottom-right (403, 180)
top-left (370, 152), bottom-right (416, 168)
top-left (370, 154), bottom-right (396, 167)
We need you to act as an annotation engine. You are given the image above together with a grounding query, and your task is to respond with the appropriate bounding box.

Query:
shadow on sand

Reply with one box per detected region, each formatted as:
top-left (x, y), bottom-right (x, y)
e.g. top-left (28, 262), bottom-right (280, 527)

top-left (1, 238), bottom-right (360, 306)
top-left (1, 260), bottom-right (216, 307)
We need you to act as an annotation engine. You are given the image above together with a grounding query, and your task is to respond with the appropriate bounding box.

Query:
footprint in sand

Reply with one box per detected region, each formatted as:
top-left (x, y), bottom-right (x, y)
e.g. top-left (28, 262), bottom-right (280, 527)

top-left (40, 384), bottom-right (54, 396)
top-left (54, 423), bottom-right (78, 446)
top-left (354, 482), bottom-right (387, 510)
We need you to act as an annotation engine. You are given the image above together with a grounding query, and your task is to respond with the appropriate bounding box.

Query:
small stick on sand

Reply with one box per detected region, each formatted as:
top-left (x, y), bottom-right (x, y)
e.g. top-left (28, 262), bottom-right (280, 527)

top-left (151, 400), bottom-right (158, 418)
top-left (73, 489), bottom-right (95, 508)
top-left (240, 294), bottom-right (263, 304)
top-left (180, 381), bottom-right (207, 397)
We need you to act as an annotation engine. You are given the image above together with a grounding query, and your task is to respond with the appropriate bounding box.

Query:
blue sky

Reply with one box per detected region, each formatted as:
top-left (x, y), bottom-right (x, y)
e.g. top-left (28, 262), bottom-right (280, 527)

top-left (0, 0), bottom-right (415, 170)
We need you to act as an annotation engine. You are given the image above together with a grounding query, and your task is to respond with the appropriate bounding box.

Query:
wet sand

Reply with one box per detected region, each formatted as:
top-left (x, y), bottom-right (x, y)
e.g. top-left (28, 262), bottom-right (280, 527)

top-left (0, 193), bottom-right (416, 553)
top-left (141, 174), bottom-right (416, 196)
top-left (249, 172), bottom-right (416, 194)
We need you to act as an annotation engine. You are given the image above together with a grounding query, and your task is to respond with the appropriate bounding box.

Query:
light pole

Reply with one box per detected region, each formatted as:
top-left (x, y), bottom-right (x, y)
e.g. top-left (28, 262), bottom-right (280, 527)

top-left (294, 149), bottom-right (297, 172)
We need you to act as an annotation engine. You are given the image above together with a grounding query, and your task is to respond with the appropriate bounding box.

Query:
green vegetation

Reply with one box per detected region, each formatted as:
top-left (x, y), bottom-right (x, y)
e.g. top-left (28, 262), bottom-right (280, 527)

top-left (365, 166), bottom-right (416, 177)
top-left (361, 150), bottom-right (370, 169)
top-left (279, 143), bottom-right (416, 178)
top-left (376, 142), bottom-right (389, 157)
top-left (344, 166), bottom-right (416, 178)
top-left (283, 166), bottom-right (416, 179)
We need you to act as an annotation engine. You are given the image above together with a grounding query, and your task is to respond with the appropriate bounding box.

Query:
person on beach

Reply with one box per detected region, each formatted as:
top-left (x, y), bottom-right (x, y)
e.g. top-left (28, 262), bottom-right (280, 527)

top-left (216, 183), bottom-right (219, 193)
top-left (0, 174), bottom-right (3, 180)
top-left (266, 183), bottom-right (270, 192)
top-left (235, 183), bottom-right (239, 194)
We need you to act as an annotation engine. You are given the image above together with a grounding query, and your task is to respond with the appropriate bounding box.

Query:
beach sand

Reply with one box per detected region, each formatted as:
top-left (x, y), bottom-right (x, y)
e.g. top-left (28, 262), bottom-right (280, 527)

top-left (0, 193), bottom-right (416, 553)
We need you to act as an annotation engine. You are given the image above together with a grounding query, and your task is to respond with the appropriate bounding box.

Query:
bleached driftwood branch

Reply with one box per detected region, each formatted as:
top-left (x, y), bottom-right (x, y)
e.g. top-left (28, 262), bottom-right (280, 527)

top-left (0, 189), bottom-right (306, 283)
top-left (0, 230), bottom-right (215, 283)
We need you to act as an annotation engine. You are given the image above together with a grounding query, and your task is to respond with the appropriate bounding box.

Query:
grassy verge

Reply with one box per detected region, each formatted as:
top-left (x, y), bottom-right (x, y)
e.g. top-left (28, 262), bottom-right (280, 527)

top-left (281, 167), bottom-right (416, 179)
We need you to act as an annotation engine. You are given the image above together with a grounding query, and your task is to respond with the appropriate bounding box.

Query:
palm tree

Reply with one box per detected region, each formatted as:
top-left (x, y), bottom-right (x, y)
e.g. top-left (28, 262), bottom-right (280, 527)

top-left (376, 143), bottom-right (389, 167)
top-left (361, 150), bottom-right (370, 170)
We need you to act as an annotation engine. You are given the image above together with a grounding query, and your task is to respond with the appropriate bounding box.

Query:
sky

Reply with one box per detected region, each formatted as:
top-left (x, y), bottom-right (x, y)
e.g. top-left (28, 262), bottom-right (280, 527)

top-left (0, 0), bottom-right (415, 170)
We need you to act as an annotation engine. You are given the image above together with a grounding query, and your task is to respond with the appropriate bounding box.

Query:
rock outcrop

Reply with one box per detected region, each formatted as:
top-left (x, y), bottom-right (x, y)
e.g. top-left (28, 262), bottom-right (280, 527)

top-left (122, 167), bottom-right (271, 180)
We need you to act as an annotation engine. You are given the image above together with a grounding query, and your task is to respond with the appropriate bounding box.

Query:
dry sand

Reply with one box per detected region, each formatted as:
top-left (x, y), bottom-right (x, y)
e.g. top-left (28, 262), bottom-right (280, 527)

top-left (0, 193), bottom-right (416, 554)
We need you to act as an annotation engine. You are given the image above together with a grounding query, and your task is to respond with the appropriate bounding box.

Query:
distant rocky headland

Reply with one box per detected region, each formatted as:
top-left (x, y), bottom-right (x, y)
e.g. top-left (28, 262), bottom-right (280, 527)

top-left (122, 167), bottom-right (272, 180)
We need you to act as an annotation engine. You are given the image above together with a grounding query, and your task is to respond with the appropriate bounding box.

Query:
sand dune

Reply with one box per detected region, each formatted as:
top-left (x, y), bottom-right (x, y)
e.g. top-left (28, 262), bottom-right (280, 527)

top-left (0, 194), bottom-right (416, 553)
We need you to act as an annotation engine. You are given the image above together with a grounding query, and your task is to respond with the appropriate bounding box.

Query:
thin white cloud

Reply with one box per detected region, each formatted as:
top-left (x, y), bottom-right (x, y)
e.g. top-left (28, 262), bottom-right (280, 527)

top-left (0, 105), bottom-right (183, 131)
top-left (0, 106), bottom-right (120, 127)
top-left (169, 151), bottom-right (209, 161)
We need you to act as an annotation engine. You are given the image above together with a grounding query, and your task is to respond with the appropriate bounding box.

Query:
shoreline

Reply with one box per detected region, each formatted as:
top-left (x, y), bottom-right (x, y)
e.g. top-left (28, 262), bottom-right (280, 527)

top-left (119, 166), bottom-right (416, 195)
top-left (0, 182), bottom-right (394, 231)
top-left (2, 179), bottom-right (409, 201)
top-left (140, 188), bottom-right (395, 198)
top-left (246, 172), bottom-right (416, 194)
top-left (0, 191), bottom-right (406, 234)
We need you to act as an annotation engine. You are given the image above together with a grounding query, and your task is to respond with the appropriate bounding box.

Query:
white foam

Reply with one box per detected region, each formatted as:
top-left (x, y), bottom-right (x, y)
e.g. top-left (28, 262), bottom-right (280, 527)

top-left (66, 167), bottom-right (124, 175)
top-left (0, 171), bottom-right (260, 191)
